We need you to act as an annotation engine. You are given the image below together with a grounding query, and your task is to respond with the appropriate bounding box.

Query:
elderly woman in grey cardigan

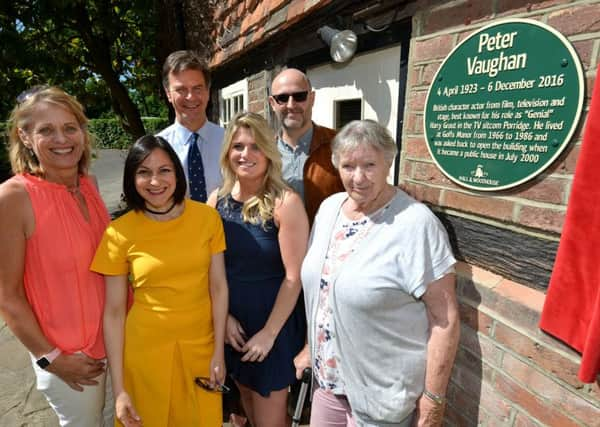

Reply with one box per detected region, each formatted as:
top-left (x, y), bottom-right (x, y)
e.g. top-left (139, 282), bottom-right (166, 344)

top-left (294, 119), bottom-right (460, 427)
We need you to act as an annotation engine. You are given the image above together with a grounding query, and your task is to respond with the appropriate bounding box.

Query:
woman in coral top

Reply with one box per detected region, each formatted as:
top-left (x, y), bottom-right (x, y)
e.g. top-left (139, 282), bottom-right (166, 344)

top-left (91, 135), bottom-right (228, 427)
top-left (0, 86), bottom-right (113, 426)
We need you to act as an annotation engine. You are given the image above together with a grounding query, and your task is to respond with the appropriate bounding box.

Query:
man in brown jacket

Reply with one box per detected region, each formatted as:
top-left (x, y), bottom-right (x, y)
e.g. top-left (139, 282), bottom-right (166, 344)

top-left (269, 68), bottom-right (344, 223)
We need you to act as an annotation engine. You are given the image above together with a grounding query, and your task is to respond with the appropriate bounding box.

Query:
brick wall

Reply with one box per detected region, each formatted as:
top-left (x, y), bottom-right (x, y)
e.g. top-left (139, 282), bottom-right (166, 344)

top-left (211, 0), bottom-right (334, 68)
top-left (247, 70), bottom-right (271, 117)
top-left (452, 262), bottom-right (600, 425)
top-left (402, 0), bottom-right (600, 425)
top-left (402, 0), bottom-right (600, 236)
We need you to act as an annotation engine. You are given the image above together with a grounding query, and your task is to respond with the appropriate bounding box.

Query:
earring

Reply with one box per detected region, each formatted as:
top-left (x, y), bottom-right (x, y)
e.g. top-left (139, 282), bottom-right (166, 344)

top-left (27, 147), bottom-right (37, 160)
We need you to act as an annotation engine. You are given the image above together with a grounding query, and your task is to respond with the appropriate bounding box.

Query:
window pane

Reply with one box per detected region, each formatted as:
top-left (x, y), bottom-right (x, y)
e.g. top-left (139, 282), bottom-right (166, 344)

top-left (335, 99), bottom-right (362, 130)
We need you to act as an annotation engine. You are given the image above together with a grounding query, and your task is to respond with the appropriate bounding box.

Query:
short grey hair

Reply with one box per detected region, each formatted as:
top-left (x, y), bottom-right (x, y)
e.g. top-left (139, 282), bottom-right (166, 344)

top-left (331, 120), bottom-right (398, 168)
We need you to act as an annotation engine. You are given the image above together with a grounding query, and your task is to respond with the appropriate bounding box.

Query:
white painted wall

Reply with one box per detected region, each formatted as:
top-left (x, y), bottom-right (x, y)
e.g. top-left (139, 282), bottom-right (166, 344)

top-left (307, 44), bottom-right (401, 139)
top-left (307, 44), bottom-right (402, 181)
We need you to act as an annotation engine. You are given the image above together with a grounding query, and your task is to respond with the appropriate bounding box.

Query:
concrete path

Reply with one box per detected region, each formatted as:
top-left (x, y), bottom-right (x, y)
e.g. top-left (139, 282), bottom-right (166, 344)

top-left (0, 323), bottom-right (58, 426)
top-left (90, 148), bottom-right (128, 214)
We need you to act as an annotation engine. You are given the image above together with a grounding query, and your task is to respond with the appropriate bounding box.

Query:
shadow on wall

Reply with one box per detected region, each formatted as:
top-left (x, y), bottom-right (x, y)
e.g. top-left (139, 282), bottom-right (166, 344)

top-left (438, 218), bottom-right (484, 424)
top-left (308, 46), bottom-right (399, 129)
top-left (450, 270), bottom-right (484, 425)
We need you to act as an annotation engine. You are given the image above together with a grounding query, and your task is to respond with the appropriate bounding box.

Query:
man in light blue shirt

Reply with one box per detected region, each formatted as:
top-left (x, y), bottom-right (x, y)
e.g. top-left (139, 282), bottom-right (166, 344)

top-left (158, 50), bottom-right (224, 198)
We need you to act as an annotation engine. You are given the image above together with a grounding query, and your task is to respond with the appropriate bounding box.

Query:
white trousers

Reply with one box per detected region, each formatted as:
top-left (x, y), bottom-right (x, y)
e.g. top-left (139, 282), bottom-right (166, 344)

top-left (31, 356), bottom-right (114, 427)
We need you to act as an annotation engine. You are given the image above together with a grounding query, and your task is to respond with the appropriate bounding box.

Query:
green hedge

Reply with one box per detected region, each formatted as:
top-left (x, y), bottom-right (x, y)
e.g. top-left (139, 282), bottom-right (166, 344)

top-left (89, 117), bottom-right (169, 149)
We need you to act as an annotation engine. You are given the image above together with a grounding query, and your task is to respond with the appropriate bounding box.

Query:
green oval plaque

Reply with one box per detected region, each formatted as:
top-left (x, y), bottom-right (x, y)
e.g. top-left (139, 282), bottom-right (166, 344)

top-left (423, 19), bottom-right (584, 191)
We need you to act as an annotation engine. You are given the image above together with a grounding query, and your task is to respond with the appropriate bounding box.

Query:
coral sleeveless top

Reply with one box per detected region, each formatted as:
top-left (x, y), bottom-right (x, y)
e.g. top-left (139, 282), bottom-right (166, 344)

top-left (17, 173), bottom-right (110, 358)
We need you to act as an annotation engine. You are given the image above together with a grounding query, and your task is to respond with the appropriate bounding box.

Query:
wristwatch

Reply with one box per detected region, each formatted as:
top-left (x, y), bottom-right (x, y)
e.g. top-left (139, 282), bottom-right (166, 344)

top-left (36, 348), bottom-right (62, 369)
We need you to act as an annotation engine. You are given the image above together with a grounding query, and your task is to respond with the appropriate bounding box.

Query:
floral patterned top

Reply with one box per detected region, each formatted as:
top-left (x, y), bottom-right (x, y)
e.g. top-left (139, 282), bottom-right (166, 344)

top-left (315, 201), bottom-right (392, 393)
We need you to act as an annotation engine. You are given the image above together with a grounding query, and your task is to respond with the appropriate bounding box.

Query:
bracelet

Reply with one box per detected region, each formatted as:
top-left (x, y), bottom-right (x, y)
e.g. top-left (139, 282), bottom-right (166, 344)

top-left (422, 388), bottom-right (446, 405)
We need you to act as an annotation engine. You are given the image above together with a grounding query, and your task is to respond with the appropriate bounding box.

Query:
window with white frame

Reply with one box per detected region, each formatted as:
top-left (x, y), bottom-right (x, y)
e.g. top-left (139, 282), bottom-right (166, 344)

top-left (219, 79), bottom-right (248, 128)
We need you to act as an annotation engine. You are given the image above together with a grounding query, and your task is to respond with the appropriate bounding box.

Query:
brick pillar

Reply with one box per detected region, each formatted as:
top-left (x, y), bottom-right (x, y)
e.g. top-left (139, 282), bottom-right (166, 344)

top-left (248, 71), bottom-right (270, 119)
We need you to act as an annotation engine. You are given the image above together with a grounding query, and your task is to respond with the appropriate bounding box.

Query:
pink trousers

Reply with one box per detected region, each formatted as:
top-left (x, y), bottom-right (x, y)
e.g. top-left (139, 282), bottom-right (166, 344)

top-left (310, 388), bottom-right (357, 427)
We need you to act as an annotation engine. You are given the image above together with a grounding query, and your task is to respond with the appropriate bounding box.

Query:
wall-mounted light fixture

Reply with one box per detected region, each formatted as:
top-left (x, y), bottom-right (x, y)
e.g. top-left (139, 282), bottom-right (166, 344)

top-left (317, 25), bottom-right (357, 63)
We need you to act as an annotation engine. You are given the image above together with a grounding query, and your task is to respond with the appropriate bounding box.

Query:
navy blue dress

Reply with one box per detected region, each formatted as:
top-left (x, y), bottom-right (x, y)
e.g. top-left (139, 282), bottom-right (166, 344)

top-left (217, 195), bottom-right (306, 396)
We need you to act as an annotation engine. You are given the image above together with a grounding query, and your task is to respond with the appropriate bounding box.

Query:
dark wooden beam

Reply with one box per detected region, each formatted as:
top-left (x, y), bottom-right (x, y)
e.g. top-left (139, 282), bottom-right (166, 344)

top-left (435, 211), bottom-right (557, 291)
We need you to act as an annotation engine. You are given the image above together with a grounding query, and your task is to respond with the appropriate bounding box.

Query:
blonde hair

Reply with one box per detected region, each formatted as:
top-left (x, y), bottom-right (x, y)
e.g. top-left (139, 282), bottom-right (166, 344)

top-left (219, 111), bottom-right (288, 225)
top-left (7, 86), bottom-right (92, 175)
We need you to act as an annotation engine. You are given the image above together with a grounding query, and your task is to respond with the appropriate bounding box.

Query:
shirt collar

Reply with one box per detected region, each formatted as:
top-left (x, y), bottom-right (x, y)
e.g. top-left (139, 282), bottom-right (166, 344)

top-left (174, 120), bottom-right (210, 144)
top-left (278, 125), bottom-right (314, 152)
top-left (298, 127), bottom-right (313, 151)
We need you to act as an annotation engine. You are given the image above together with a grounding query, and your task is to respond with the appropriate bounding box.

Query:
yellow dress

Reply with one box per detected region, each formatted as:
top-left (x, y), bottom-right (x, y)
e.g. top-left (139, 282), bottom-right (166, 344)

top-left (91, 200), bottom-right (225, 427)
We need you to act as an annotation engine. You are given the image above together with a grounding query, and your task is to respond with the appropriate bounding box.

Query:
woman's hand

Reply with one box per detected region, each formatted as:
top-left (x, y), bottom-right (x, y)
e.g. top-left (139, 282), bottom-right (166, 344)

top-left (46, 353), bottom-right (106, 391)
top-left (209, 352), bottom-right (226, 387)
top-left (241, 328), bottom-right (275, 363)
top-left (293, 344), bottom-right (311, 380)
top-left (225, 314), bottom-right (247, 352)
top-left (115, 391), bottom-right (142, 427)
top-left (413, 394), bottom-right (444, 427)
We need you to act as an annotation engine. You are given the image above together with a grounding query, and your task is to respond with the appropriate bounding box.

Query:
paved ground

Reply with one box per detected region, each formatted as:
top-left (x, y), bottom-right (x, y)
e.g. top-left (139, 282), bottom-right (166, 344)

top-left (0, 323), bottom-right (58, 425)
top-left (90, 148), bottom-right (128, 214)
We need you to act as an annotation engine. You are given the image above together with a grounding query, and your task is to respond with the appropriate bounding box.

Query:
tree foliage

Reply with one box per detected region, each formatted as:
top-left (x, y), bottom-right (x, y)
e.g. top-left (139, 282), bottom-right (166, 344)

top-left (0, 0), bottom-right (220, 139)
top-left (0, 0), bottom-right (162, 138)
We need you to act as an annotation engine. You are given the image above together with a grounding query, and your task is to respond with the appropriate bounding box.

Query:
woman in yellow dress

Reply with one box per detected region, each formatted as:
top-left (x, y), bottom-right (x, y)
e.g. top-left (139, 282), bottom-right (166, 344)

top-left (91, 135), bottom-right (228, 427)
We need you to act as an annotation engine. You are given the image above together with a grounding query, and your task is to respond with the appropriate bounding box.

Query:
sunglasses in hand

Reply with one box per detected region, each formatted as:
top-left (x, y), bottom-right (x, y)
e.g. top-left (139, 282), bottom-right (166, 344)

top-left (271, 91), bottom-right (309, 105)
top-left (194, 377), bottom-right (231, 393)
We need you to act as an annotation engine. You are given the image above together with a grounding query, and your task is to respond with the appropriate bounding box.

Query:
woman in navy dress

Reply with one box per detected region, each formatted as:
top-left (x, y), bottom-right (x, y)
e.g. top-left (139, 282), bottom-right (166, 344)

top-left (207, 111), bottom-right (308, 427)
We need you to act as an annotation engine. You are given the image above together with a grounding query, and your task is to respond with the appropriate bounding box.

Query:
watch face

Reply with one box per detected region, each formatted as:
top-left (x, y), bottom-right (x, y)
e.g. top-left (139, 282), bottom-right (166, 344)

top-left (36, 357), bottom-right (50, 369)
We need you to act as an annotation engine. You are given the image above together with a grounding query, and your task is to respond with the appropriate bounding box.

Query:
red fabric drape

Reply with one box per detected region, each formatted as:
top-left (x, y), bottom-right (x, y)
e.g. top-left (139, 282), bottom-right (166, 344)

top-left (539, 66), bottom-right (600, 383)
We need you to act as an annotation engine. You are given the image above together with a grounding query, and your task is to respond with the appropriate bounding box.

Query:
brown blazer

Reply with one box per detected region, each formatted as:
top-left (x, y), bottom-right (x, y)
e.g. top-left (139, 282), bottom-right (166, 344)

top-left (303, 123), bottom-right (345, 224)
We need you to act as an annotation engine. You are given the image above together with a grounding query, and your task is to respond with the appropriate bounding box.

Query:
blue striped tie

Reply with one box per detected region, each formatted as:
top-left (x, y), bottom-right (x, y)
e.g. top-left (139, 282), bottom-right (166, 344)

top-left (188, 133), bottom-right (207, 202)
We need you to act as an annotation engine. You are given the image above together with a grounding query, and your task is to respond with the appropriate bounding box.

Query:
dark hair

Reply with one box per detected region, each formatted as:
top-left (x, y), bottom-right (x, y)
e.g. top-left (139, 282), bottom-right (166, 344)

top-left (123, 135), bottom-right (187, 211)
top-left (162, 50), bottom-right (211, 89)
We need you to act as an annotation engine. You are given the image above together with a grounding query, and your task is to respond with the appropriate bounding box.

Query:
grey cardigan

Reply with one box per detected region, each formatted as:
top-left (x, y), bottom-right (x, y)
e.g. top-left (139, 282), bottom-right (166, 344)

top-left (301, 191), bottom-right (456, 426)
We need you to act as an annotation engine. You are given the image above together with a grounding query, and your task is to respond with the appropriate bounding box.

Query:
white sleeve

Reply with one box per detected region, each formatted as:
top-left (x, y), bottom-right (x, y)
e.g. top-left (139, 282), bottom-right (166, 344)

top-left (398, 206), bottom-right (456, 298)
